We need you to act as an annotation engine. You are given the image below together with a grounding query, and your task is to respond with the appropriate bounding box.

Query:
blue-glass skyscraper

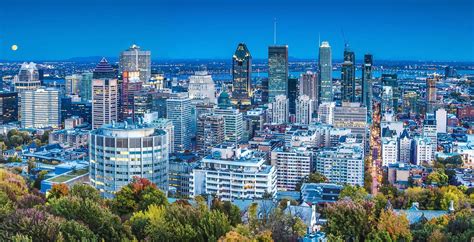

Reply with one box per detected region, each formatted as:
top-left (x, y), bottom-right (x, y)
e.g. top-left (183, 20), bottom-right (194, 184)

top-left (268, 45), bottom-right (288, 102)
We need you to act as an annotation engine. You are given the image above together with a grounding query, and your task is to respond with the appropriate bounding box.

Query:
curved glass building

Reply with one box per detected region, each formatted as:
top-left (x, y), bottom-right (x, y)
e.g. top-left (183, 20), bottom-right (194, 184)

top-left (89, 122), bottom-right (169, 198)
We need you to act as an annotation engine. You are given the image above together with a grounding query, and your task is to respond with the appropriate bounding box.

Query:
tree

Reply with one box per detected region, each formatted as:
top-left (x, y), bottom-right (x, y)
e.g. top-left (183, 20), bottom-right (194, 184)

top-left (70, 184), bottom-right (101, 202)
top-left (376, 210), bottom-right (412, 241)
top-left (49, 196), bottom-right (132, 240)
top-left (295, 172), bottom-right (329, 191)
top-left (426, 170), bottom-right (449, 186)
top-left (324, 200), bottom-right (376, 241)
top-left (47, 183), bottom-right (69, 200)
top-left (211, 197), bottom-right (242, 226)
top-left (111, 177), bottom-right (168, 219)
top-left (0, 208), bottom-right (62, 241)
top-left (339, 185), bottom-right (368, 202)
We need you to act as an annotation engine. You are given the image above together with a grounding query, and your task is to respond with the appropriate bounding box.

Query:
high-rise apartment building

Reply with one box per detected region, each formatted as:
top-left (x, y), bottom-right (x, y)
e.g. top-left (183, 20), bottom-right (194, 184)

top-left (382, 137), bottom-right (398, 166)
top-left (399, 129), bottom-right (412, 163)
top-left (119, 44), bottom-right (151, 82)
top-left (269, 95), bottom-right (289, 124)
top-left (191, 145), bottom-right (277, 200)
top-left (21, 88), bottom-right (60, 128)
top-left (295, 95), bottom-right (313, 125)
top-left (317, 102), bottom-right (335, 125)
top-left (214, 107), bottom-right (244, 145)
top-left (333, 102), bottom-right (367, 139)
top-left (318, 41), bottom-right (333, 103)
top-left (196, 113), bottom-right (225, 155)
top-left (381, 74), bottom-right (399, 114)
top-left (232, 43), bottom-right (252, 106)
top-left (268, 45), bottom-right (288, 102)
top-left (413, 136), bottom-right (433, 165)
top-left (271, 146), bottom-right (312, 191)
top-left (89, 122), bottom-right (169, 198)
top-left (423, 114), bottom-right (437, 160)
top-left (166, 92), bottom-right (192, 152)
top-left (315, 139), bottom-right (364, 186)
top-left (436, 108), bottom-right (447, 133)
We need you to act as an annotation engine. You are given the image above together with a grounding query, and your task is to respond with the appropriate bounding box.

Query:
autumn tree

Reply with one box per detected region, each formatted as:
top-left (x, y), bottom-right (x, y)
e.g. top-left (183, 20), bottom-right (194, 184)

top-left (111, 177), bottom-right (168, 219)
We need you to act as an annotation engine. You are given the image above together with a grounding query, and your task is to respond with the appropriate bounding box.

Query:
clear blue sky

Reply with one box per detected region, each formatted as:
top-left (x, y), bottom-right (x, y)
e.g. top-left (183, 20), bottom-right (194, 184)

top-left (0, 0), bottom-right (473, 61)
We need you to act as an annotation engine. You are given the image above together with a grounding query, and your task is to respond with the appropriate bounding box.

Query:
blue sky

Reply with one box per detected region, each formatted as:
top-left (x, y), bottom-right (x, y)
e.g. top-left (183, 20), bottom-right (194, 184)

top-left (0, 0), bottom-right (473, 61)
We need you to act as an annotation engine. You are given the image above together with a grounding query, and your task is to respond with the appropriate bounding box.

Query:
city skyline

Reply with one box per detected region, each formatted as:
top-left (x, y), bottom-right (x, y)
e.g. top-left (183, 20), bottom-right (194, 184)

top-left (0, 0), bottom-right (473, 61)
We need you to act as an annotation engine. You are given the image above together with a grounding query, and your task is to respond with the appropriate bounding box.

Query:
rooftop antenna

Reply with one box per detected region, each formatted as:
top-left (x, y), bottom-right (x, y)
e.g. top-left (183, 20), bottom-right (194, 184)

top-left (318, 32), bottom-right (321, 47)
top-left (273, 18), bottom-right (277, 45)
top-left (341, 28), bottom-right (348, 49)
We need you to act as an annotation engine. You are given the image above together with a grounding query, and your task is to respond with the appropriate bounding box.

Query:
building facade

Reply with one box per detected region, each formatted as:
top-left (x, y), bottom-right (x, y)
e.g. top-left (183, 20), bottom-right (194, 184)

top-left (166, 93), bottom-right (192, 152)
top-left (89, 122), bottom-right (169, 198)
top-left (21, 88), bottom-right (60, 128)
top-left (268, 45), bottom-right (289, 102)
top-left (232, 43), bottom-right (252, 106)
top-left (318, 41), bottom-right (333, 103)
top-left (119, 44), bottom-right (151, 82)
top-left (191, 145), bottom-right (277, 200)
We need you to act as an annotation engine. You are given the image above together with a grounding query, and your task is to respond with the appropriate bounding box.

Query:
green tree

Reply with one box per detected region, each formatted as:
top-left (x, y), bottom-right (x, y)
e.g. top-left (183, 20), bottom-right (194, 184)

top-left (49, 196), bottom-right (132, 240)
top-left (295, 172), bottom-right (329, 191)
top-left (324, 200), bottom-right (376, 241)
top-left (70, 184), bottom-right (101, 202)
top-left (339, 185), bottom-right (368, 202)
top-left (111, 177), bottom-right (168, 218)
top-left (211, 197), bottom-right (242, 226)
top-left (426, 170), bottom-right (449, 186)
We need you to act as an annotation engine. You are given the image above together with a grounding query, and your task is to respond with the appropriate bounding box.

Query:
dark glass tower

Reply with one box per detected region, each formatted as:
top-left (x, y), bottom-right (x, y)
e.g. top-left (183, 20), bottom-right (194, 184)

top-left (288, 77), bottom-right (298, 114)
top-left (341, 45), bottom-right (355, 103)
top-left (268, 45), bottom-right (288, 102)
top-left (0, 92), bottom-right (18, 124)
top-left (232, 43), bottom-right (252, 107)
top-left (362, 54), bottom-right (373, 108)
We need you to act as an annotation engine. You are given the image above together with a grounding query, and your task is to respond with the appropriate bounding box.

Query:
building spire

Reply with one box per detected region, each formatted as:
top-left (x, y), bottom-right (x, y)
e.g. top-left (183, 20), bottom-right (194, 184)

top-left (273, 18), bottom-right (277, 45)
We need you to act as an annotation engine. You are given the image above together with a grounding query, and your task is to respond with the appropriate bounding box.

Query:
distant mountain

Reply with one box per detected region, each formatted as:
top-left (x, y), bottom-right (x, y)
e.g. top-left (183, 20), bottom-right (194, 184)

top-left (64, 56), bottom-right (119, 63)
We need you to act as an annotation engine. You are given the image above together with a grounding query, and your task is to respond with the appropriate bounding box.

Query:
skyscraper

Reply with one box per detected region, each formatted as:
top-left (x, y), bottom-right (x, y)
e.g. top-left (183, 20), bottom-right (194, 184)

top-left (14, 62), bottom-right (41, 92)
top-left (299, 71), bottom-right (318, 103)
top-left (21, 88), bottom-right (60, 128)
top-left (268, 45), bottom-right (288, 102)
top-left (166, 92), bottom-right (192, 152)
top-left (362, 54), bottom-right (373, 109)
top-left (120, 70), bottom-right (143, 121)
top-left (119, 44), bottom-right (151, 82)
top-left (0, 92), bottom-right (18, 124)
top-left (426, 77), bottom-right (438, 114)
top-left (196, 113), bottom-right (225, 155)
top-left (288, 77), bottom-right (299, 115)
top-left (318, 41), bottom-right (333, 103)
top-left (92, 58), bottom-right (118, 129)
top-left (89, 122), bottom-right (169, 198)
top-left (188, 71), bottom-right (216, 104)
top-left (381, 74), bottom-right (400, 114)
top-left (341, 45), bottom-right (355, 103)
top-left (295, 95), bottom-right (313, 125)
top-left (214, 107), bottom-right (244, 145)
top-left (232, 43), bottom-right (252, 106)
top-left (65, 74), bottom-right (82, 95)
top-left (80, 72), bottom-right (93, 102)
top-left (269, 95), bottom-right (289, 124)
